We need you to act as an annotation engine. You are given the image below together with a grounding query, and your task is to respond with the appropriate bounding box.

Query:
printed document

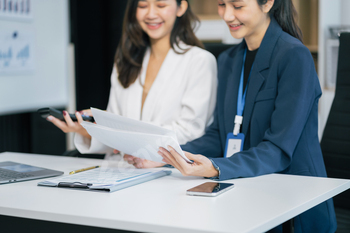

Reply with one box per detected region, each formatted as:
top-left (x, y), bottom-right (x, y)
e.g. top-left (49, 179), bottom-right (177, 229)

top-left (81, 108), bottom-right (190, 163)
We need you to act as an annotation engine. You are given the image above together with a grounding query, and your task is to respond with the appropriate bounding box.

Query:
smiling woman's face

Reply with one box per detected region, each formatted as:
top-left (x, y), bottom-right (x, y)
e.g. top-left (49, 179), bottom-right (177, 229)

top-left (136, 0), bottom-right (183, 43)
top-left (217, 0), bottom-right (272, 43)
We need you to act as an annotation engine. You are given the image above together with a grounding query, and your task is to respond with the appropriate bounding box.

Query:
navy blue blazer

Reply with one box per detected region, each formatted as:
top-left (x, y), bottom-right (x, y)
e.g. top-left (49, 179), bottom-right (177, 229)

top-left (182, 18), bottom-right (337, 233)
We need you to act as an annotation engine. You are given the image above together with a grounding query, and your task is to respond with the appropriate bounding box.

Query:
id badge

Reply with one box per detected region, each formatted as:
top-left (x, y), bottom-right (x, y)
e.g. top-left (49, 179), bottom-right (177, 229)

top-left (224, 133), bottom-right (245, 158)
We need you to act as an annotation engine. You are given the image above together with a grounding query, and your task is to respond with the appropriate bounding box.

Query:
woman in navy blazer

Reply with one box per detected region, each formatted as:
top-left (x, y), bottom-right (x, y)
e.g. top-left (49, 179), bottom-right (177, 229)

top-left (158, 0), bottom-right (337, 232)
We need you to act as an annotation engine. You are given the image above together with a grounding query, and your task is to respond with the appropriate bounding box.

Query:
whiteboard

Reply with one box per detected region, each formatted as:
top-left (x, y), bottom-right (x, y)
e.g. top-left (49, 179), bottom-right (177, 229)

top-left (0, 0), bottom-right (69, 115)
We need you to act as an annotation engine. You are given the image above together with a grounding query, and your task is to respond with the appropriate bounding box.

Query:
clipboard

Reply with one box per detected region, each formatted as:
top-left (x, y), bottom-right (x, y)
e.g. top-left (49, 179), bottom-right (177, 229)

top-left (38, 167), bottom-right (171, 192)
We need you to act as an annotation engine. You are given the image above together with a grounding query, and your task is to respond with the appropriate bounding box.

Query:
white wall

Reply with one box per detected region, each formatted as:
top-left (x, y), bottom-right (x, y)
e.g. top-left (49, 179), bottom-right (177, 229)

top-left (341, 0), bottom-right (350, 24)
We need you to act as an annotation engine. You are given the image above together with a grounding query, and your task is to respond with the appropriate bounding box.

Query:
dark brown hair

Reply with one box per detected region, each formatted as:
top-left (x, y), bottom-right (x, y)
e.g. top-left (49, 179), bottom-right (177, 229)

top-left (115, 0), bottom-right (203, 88)
top-left (258, 0), bottom-right (303, 42)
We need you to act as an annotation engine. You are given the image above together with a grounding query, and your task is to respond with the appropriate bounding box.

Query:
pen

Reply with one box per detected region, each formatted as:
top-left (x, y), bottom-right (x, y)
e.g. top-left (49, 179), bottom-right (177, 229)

top-left (69, 166), bottom-right (100, 175)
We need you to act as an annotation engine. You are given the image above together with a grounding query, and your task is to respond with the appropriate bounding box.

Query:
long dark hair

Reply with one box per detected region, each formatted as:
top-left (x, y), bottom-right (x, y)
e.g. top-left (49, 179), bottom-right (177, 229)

top-left (115, 0), bottom-right (203, 88)
top-left (258, 0), bottom-right (303, 42)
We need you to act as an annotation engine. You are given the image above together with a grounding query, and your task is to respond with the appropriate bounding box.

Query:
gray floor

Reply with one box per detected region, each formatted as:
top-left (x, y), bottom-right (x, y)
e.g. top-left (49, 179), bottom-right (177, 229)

top-left (335, 208), bottom-right (350, 233)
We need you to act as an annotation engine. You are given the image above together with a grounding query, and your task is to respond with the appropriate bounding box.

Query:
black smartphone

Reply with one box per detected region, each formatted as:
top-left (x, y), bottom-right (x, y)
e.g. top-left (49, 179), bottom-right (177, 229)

top-left (186, 182), bottom-right (234, 197)
top-left (37, 107), bottom-right (94, 122)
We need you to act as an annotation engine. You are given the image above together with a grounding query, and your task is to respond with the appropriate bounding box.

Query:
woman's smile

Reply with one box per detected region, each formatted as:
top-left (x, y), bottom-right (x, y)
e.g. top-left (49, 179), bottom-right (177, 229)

top-left (145, 21), bottom-right (164, 30)
top-left (229, 23), bottom-right (243, 31)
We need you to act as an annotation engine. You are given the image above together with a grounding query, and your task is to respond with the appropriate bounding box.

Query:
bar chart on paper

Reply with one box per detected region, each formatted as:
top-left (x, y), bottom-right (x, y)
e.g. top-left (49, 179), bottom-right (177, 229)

top-left (0, 30), bottom-right (35, 74)
top-left (0, 0), bottom-right (32, 21)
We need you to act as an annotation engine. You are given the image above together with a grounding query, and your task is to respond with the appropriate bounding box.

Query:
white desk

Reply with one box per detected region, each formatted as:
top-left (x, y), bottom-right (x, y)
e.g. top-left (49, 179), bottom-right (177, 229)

top-left (1, 152), bottom-right (350, 233)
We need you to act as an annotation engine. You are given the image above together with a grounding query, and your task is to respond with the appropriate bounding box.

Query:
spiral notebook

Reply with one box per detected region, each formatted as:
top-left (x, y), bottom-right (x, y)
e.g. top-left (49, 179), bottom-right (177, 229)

top-left (38, 167), bottom-right (171, 192)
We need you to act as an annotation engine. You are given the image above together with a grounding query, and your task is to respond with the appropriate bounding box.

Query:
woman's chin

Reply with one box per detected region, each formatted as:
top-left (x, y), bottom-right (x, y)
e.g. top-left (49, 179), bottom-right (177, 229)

top-left (229, 32), bottom-right (244, 40)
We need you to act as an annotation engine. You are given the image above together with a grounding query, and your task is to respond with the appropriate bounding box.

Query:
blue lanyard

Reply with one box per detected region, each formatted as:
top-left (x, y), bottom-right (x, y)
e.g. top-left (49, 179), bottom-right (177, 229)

top-left (237, 49), bottom-right (252, 117)
top-left (233, 49), bottom-right (254, 135)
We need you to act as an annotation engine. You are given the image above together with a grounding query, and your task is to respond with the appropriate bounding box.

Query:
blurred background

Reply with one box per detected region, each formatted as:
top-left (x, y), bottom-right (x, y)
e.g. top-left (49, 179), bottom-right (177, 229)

top-left (0, 0), bottom-right (348, 160)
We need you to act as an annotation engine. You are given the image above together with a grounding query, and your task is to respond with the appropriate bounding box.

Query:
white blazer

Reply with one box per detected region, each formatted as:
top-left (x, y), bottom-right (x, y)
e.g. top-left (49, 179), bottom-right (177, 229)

top-left (75, 44), bottom-right (217, 154)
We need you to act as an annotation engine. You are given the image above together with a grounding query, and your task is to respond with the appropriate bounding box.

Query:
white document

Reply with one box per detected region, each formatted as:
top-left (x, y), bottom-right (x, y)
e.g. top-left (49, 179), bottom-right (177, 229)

top-left (81, 108), bottom-right (190, 163)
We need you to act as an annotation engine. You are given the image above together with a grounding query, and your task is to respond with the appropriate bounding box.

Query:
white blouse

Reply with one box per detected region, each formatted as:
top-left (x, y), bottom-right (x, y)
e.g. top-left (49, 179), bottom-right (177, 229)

top-left (75, 43), bottom-right (217, 155)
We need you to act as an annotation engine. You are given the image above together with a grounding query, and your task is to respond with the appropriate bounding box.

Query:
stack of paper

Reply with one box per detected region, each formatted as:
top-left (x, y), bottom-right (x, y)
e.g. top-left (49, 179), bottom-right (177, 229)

top-left (81, 108), bottom-right (190, 163)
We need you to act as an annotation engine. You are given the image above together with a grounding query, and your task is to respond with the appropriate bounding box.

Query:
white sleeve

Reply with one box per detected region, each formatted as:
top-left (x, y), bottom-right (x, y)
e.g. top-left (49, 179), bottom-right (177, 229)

top-left (161, 49), bottom-right (217, 145)
top-left (74, 67), bottom-right (120, 154)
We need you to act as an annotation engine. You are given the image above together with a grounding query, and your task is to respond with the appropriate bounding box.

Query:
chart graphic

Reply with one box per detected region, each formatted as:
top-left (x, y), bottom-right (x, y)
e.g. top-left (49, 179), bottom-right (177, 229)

top-left (0, 30), bottom-right (35, 74)
top-left (0, 0), bottom-right (32, 21)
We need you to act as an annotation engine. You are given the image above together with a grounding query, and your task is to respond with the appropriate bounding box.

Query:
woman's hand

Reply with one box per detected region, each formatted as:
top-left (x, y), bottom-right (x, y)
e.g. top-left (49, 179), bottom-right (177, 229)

top-left (47, 110), bottom-right (91, 139)
top-left (158, 146), bottom-right (219, 178)
top-left (123, 154), bottom-right (166, 168)
top-left (79, 109), bottom-right (93, 118)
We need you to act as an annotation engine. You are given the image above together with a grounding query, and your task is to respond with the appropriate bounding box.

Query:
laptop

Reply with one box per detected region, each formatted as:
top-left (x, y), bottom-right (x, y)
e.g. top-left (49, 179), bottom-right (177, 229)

top-left (0, 161), bottom-right (64, 184)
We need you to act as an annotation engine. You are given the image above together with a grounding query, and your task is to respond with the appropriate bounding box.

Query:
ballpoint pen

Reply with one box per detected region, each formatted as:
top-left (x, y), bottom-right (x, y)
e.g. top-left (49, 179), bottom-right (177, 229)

top-left (69, 166), bottom-right (100, 175)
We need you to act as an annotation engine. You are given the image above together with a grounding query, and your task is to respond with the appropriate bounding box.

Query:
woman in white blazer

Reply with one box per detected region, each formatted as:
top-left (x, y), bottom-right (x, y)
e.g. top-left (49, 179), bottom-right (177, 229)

top-left (48, 0), bottom-right (217, 167)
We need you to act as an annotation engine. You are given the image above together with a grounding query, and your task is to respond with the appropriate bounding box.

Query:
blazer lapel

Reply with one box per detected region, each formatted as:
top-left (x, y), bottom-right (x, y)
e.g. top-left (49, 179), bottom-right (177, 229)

top-left (224, 44), bottom-right (245, 134)
top-left (241, 17), bottom-right (283, 135)
top-left (241, 69), bottom-right (265, 135)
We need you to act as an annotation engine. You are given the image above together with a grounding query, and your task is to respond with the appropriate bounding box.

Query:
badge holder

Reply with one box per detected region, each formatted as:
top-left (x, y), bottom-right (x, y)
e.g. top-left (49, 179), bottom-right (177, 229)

top-left (224, 116), bottom-right (245, 158)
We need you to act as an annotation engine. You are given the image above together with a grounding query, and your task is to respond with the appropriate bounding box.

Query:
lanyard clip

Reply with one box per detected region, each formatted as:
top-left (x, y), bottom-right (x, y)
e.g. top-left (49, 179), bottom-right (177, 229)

top-left (233, 115), bottom-right (243, 135)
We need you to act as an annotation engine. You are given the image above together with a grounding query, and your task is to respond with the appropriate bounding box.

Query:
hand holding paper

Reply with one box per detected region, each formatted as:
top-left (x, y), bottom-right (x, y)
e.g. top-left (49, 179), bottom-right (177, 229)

top-left (81, 108), bottom-right (191, 163)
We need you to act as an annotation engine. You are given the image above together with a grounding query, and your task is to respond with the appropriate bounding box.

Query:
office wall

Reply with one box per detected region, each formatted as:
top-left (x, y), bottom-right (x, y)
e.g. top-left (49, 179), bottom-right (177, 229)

top-left (341, 0), bottom-right (350, 24)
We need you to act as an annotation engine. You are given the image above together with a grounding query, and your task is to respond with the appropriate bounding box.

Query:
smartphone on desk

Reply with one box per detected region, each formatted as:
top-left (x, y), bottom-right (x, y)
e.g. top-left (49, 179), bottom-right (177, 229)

top-left (186, 182), bottom-right (234, 197)
top-left (38, 107), bottom-right (95, 122)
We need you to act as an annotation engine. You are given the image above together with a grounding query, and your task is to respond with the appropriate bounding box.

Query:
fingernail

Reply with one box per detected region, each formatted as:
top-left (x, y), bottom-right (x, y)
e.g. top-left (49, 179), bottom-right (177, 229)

top-left (167, 146), bottom-right (172, 151)
top-left (79, 111), bottom-right (83, 115)
top-left (63, 111), bottom-right (67, 116)
top-left (46, 116), bottom-right (53, 121)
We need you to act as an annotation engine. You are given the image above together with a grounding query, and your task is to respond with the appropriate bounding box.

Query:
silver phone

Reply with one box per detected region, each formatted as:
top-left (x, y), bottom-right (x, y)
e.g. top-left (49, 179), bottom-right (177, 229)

top-left (186, 182), bottom-right (234, 197)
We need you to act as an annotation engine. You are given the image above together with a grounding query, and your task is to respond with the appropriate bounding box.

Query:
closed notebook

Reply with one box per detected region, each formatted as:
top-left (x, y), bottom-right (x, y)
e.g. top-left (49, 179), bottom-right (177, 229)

top-left (38, 167), bottom-right (171, 192)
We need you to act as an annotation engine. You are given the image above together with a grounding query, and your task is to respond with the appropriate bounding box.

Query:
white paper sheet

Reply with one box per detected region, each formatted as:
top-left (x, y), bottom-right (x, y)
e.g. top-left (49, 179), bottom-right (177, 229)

top-left (81, 108), bottom-right (190, 163)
